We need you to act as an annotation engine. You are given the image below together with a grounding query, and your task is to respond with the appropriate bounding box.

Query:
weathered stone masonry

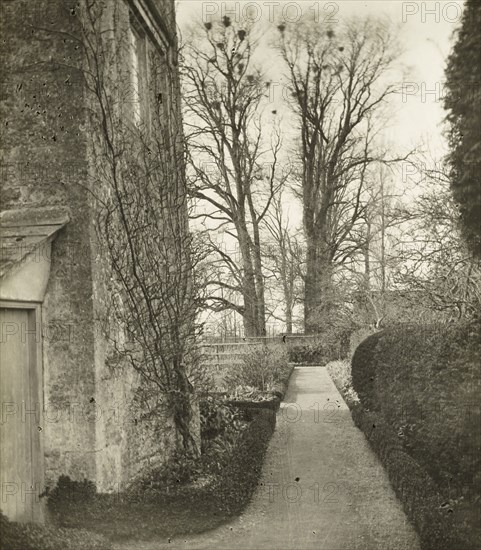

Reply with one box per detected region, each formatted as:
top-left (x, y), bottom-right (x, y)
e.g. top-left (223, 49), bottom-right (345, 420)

top-left (1, 0), bottom-right (188, 497)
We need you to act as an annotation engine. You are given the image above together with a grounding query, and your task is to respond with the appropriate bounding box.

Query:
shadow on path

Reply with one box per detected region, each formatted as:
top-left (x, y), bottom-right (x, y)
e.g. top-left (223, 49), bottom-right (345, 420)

top-left (115, 367), bottom-right (420, 550)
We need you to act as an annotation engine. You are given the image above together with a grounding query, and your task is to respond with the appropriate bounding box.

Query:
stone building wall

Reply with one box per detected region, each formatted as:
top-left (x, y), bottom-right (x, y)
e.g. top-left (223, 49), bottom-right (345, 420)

top-left (1, 0), bottom-right (98, 486)
top-left (83, 0), bottom-right (188, 491)
top-left (1, 0), bottom-right (192, 493)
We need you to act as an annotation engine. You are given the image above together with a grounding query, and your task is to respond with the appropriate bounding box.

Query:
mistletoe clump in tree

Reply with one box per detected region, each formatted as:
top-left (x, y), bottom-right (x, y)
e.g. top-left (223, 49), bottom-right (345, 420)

top-left (277, 17), bottom-right (409, 333)
top-left (183, 17), bottom-right (286, 337)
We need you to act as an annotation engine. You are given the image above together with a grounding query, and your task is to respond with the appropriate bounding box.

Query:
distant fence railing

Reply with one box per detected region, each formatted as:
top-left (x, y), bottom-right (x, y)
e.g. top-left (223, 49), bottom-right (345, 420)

top-left (200, 335), bottom-right (324, 369)
top-left (200, 341), bottom-right (257, 369)
top-left (202, 334), bottom-right (322, 344)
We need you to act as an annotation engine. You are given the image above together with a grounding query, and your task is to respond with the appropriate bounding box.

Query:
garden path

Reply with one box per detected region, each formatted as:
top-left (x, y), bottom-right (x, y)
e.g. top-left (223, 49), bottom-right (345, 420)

top-left (116, 366), bottom-right (420, 550)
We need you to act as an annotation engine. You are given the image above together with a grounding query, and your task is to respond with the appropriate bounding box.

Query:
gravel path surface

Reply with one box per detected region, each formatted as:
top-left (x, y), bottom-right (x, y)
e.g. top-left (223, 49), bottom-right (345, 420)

top-left (115, 367), bottom-right (420, 550)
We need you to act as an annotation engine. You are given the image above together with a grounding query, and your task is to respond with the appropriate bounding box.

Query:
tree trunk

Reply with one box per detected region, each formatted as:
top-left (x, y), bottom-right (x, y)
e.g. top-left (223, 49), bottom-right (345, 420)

top-left (380, 175), bottom-right (386, 294)
top-left (249, 200), bottom-right (267, 336)
top-left (304, 235), bottom-right (333, 334)
top-left (242, 282), bottom-right (259, 337)
top-left (364, 219), bottom-right (371, 291)
top-left (238, 225), bottom-right (265, 337)
top-left (252, 244), bottom-right (267, 336)
top-left (285, 308), bottom-right (293, 334)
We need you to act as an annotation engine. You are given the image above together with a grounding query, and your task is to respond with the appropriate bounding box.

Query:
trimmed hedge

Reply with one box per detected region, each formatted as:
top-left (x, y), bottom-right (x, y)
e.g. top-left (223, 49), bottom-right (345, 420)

top-left (226, 397), bottom-right (280, 413)
top-left (269, 362), bottom-right (295, 399)
top-left (349, 405), bottom-right (472, 550)
top-left (288, 340), bottom-right (346, 365)
top-left (352, 322), bottom-right (481, 495)
top-left (351, 331), bottom-right (384, 410)
top-left (0, 512), bottom-right (112, 550)
top-left (209, 408), bottom-right (275, 514)
top-left (348, 327), bottom-right (378, 359)
top-left (349, 321), bottom-right (481, 550)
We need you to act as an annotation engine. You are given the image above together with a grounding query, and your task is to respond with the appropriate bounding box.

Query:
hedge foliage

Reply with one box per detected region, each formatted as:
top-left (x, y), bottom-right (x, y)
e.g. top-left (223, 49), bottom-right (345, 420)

top-left (349, 406), bottom-right (475, 550)
top-left (46, 403), bottom-right (276, 543)
top-left (350, 320), bottom-right (481, 549)
top-left (0, 512), bottom-right (112, 550)
top-left (225, 344), bottom-right (290, 392)
top-left (288, 332), bottom-right (349, 365)
top-left (348, 326), bottom-right (378, 359)
top-left (210, 408), bottom-right (275, 515)
top-left (351, 331), bottom-right (384, 410)
top-left (444, 0), bottom-right (481, 257)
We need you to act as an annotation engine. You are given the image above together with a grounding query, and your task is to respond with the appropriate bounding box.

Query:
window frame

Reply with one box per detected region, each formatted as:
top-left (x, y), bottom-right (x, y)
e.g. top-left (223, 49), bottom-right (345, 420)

top-left (127, 12), bottom-right (150, 128)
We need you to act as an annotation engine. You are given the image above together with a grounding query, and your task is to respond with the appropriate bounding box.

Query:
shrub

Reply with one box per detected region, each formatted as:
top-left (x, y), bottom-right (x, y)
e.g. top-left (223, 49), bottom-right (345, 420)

top-left (351, 330), bottom-right (384, 410)
top-left (224, 344), bottom-right (290, 392)
top-left (349, 320), bottom-right (481, 549)
top-left (326, 360), bottom-right (360, 408)
top-left (122, 396), bottom-right (255, 495)
top-left (211, 408), bottom-right (275, 514)
top-left (348, 326), bottom-right (378, 359)
top-left (200, 397), bottom-right (246, 455)
top-left (288, 330), bottom-right (350, 365)
top-left (130, 403), bottom-right (247, 491)
top-left (47, 476), bottom-right (99, 524)
top-left (0, 512), bottom-right (112, 550)
top-left (48, 476), bottom-right (96, 505)
top-left (128, 405), bottom-right (276, 516)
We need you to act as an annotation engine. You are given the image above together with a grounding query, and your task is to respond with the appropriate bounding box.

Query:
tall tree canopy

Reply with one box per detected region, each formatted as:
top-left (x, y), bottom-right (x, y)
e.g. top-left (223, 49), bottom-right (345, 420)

top-left (278, 17), bottom-right (405, 332)
top-left (183, 18), bottom-right (285, 336)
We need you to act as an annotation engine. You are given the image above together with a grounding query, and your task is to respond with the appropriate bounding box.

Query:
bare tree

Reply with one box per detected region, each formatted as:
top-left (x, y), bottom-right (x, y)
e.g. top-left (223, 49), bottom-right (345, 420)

top-left (263, 192), bottom-right (304, 333)
top-left (354, 162), bottom-right (413, 327)
top-left (392, 161), bottom-right (481, 320)
top-left (277, 17), bottom-right (408, 332)
top-left (182, 17), bottom-right (286, 336)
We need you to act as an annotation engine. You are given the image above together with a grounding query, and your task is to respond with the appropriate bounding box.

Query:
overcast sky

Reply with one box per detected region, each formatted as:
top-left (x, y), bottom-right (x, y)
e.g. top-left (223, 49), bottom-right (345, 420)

top-left (177, 0), bottom-right (464, 156)
top-left (176, 1), bottom-right (465, 330)
top-left (177, 0), bottom-right (464, 237)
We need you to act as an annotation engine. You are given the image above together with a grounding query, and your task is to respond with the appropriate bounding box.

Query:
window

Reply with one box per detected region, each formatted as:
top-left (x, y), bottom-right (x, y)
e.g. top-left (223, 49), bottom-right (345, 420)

top-left (127, 17), bottom-right (148, 125)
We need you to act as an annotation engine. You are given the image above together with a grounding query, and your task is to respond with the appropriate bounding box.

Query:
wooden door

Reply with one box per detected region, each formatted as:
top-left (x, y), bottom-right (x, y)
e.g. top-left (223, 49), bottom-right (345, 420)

top-left (0, 305), bottom-right (44, 523)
